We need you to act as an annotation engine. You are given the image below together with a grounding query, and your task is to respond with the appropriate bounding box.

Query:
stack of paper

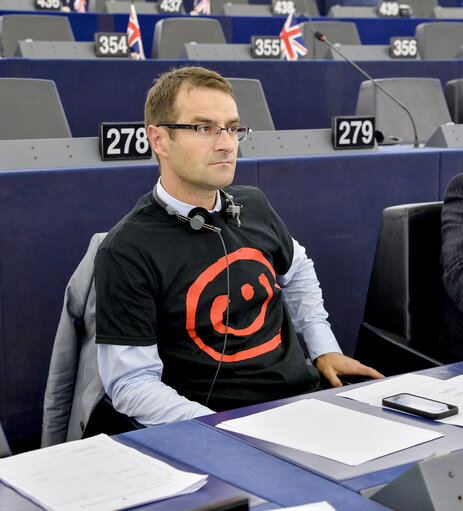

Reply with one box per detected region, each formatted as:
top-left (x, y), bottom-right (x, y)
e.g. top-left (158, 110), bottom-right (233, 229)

top-left (217, 399), bottom-right (442, 466)
top-left (0, 434), bottom-right (207, 511)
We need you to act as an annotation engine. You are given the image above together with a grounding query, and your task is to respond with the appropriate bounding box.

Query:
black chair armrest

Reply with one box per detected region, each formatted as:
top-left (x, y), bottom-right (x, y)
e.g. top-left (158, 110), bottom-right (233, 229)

top-left (354, 323), bottom-right (443, 377)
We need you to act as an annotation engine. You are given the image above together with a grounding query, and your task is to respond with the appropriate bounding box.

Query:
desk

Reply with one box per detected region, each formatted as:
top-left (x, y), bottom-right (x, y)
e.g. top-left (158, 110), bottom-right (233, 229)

top-left (121, 422), bottom-right (388, 510)
top-left (195, 363), bottom-right (463, 489)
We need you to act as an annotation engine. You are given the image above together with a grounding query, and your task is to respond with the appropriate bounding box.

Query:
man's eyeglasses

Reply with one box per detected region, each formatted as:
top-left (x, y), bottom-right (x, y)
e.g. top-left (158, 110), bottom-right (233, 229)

top-left (157, 123), bottom-right (252, 142)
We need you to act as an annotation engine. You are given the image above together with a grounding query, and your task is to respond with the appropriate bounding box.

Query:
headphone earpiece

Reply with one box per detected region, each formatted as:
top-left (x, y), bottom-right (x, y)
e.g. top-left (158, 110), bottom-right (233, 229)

top-left (188, 208), bottom-right (213, 231)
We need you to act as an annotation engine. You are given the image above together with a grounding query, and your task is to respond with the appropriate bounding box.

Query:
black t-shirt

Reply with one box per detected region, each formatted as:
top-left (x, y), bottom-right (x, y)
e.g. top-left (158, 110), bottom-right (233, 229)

top-left (95, 186), bottom-right (319, 411)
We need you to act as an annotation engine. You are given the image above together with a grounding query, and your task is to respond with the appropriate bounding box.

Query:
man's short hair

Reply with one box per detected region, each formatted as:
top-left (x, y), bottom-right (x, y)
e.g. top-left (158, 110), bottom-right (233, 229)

top-left (144, 66), bottom-right (235, 131)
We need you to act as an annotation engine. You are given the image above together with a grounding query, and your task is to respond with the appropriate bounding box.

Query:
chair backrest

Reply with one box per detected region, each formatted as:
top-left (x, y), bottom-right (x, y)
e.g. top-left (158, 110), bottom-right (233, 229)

top-left (105, 0), bottom-right (162, 13)
top-left (363, 202), bottom-right (444, 355)
top-left (228, 78), bottom-right (275, 131)
top-left (222, 4), bottom-right (271, 15)
top-left (87, 0), bottom-right (127, 11)
top-left (210, 0), bottom-right (248, 15)
top-left (151, 18), bottom-right (226, 59)
top-left (300, 21), bottom-right (361, 59)
top-left (0, 0), bottom-right (35, 10)
top-left (445, 79), bottom-right (463, 124)
top-left (0, 78), bottom-right (71, 140)
top-left (355, 78), bottom-right (451, 144)
top-left (0, 14), bottom-right (74, 57)
top-left (416, 22), bottom-right (463, 59)
top-left (0, 422), bottom-right (11, 458)
top-left (406, 0), bottom-right (438, 17)
top-left (433, 7), bottom-right (463, 19)
top-left (327, 6), bottom-right (378, 17)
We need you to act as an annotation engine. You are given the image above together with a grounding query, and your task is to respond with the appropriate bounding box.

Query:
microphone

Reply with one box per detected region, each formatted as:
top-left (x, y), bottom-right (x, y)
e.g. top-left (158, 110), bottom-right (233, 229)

top-left (314, 31), bottom-right (419, 148)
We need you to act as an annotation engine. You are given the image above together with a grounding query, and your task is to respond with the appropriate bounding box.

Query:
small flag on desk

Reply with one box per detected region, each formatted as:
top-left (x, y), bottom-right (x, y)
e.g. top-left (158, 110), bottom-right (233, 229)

top-left (127, 4), bottom-right (146, 59)
top-left (73, 0), bottom-right (87, 13)
top-left (279, 12), bottom-right (308, 61)
top-left (191, 0), bottom-right (211, 15)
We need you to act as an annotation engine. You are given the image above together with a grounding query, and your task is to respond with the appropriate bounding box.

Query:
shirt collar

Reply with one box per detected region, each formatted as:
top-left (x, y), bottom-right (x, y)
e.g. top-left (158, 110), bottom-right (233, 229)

top-left (155, 178), bottom-right (222, 217)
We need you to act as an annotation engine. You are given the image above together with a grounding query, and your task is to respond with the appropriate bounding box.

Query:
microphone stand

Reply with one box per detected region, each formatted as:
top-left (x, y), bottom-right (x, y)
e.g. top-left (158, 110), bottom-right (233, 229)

top-left (315, 32), bottom-right (420, 148)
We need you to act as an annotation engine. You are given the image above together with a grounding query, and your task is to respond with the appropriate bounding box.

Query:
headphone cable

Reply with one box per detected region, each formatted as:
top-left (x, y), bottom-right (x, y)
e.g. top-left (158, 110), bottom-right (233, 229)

top-left (205, 229), bottom-right (230, 407)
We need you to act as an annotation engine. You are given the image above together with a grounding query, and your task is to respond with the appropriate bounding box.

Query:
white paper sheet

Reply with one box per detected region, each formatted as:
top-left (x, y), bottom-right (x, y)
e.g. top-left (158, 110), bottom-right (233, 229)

top-left (338, 373), bottom-right (463, 426)
top-left (217, 399), bottom-right (442, 466)
top-left (0, 434), bottom-right (208, 511)
top-left (281, 502), bottom-right (336, 510)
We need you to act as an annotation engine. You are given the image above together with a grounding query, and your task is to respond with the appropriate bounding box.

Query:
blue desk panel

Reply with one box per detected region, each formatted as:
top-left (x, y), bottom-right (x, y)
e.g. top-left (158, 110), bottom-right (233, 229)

top-left (3, 59), bottom-right (461, 138)
top-left (257, 149), bottom-right (440, 353)
top-left (122, 420), bottom-right (389, 510)
top-left (197, 363), bottom-right (463, 483)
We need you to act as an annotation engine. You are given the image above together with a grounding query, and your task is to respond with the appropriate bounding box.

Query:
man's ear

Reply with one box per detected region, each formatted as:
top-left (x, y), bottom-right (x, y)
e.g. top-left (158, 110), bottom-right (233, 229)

top-left (147, 125), bottom-right (169, 157)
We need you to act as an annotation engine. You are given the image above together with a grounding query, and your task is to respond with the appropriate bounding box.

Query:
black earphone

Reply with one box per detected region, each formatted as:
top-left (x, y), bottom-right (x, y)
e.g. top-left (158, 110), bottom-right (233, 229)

top-left (152, 184), bottom-right (243, 405)
top-left (152, 185), bottom-right (242, 232)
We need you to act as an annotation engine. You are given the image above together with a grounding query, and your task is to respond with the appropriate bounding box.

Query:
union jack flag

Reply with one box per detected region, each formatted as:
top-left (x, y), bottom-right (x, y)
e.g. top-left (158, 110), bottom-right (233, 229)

top-left (279, 12), bottom-right (308, 61)
top-left (73, 0), bottom-right (86, 13)
top-left (127, 4), bottom-right (146, 59)
top-left (192, 0), bottom-right (211, 15)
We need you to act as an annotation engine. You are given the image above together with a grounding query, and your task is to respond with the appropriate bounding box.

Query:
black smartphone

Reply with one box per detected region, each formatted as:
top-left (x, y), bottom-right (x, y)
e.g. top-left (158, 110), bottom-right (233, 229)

top-left (382, 393), bottom-right (459, 420)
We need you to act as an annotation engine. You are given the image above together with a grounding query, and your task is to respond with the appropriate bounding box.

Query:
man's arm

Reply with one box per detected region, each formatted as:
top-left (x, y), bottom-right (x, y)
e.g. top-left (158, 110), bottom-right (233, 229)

top-left (278, 239), bottom-right (383, 387)
top-left (442, 174), bottom-right (463, 314)
top-left (97, 343), bottom-right (214, 426)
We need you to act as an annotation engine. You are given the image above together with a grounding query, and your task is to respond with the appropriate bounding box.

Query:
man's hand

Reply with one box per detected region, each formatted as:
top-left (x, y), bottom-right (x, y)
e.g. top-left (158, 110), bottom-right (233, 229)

top-left (315, 352), bottom-right (384, 388)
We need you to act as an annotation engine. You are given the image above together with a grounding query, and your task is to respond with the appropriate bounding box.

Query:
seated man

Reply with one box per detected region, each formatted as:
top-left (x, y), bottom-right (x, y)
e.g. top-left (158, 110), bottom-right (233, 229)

top-left (95, 66), bottom-right (382, 426)
top-left (437, 173), bottom-right (463, 363)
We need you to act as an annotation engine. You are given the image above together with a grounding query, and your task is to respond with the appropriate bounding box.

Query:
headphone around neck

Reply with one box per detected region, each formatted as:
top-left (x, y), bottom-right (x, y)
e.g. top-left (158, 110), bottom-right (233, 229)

top-left (152, 185), bottom-right (242, 232)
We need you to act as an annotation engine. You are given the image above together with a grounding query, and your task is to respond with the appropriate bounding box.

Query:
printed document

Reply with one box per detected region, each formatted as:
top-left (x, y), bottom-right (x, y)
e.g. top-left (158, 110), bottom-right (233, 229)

top-left (338, 373), bottom-right (463, 426)
top-left (217, 399), bottom-right (442, 466)
top-left (0, 434), bottom-right (208, 511)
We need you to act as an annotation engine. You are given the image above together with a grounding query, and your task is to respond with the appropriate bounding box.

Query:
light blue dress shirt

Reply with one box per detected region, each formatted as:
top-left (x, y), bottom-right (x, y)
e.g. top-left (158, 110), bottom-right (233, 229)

top-left (98, 180), bottom-right (341, 426)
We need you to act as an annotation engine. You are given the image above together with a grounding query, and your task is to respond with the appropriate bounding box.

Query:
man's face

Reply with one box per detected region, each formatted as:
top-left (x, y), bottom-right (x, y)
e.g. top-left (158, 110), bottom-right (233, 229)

top-left (157, 85), bottom-right (240, 205)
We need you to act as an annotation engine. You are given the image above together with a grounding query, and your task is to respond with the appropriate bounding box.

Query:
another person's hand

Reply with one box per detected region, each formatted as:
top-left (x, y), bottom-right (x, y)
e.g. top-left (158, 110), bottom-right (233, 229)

top-left (315, 352), bottom-right (384, 388)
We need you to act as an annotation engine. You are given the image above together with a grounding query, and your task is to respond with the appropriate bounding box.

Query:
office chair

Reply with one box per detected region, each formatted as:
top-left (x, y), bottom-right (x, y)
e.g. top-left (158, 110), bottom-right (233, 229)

top-left (445, 79), bottom-right (463, 124)
top-left (416, 22), bottom-right (463, 60)
top-left (151, 18), bottom-right (226, 59)
top-left (42, 233), bottom-right (142, 448)
top-left (354, 203), bottom-right (444, 377)
top-left (0, 14), bottom-right (74, 57)
top-left (0, 0), bottom-right (35, 10)
top-left (433, 7), bottom-right (463, 19)
top-left (406, 0), bottom-right (438, 18)
top-left (87, 0), bottom-right (127, 11)
top-left (355, 78), bottom-right (452, 145)
top-left (327, 6), bottom-right (378, 17)
top-left (223, 0), bottom-right (316, 16)
top-left (105, 1), bottom-right (163, 13)
top-left (299, 21), bottom-right (361, 59)
top-left (0, 78), bottom-right (71, 140)
top-left (228, 78), bottom-right (275, 131)
top-left (210, 0), bottom-right (248, 15)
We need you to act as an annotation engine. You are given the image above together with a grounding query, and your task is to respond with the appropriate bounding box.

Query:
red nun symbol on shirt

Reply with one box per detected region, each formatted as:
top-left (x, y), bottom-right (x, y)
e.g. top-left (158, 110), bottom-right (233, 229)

top-left (185, 247), bottom-right (282, 362)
